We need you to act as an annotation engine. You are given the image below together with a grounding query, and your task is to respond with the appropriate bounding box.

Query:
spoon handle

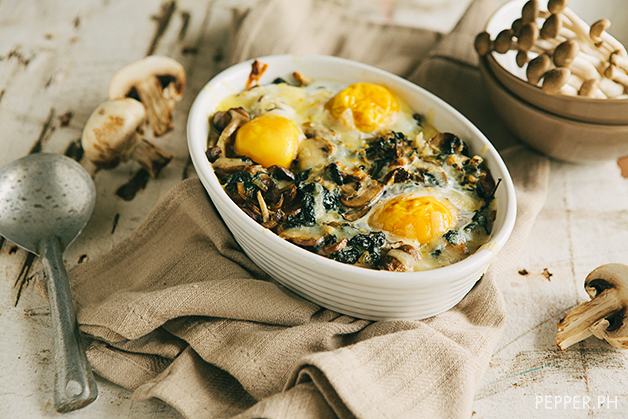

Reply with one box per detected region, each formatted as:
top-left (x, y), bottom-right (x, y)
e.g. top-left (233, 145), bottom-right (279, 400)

top-left (39, 235), bottom-right (98, 413)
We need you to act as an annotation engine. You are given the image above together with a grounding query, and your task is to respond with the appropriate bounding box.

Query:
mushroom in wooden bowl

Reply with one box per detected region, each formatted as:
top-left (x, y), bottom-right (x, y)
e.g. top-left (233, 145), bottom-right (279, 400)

top-left (476, 0), bottom-right (628, 125)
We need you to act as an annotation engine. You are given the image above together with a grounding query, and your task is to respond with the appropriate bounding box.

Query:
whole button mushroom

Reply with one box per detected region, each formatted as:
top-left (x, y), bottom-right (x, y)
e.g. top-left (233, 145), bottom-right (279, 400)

top-left (556, 263), bottom-right (628, 350)
top-left (81, 98), bottom-right (173, 177)
top-left (108, 55), bottom-right (185, 137)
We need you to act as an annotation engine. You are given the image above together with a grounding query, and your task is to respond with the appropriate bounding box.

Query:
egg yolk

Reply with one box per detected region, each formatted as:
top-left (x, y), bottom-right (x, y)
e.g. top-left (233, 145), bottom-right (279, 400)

top-left (327, 83), bottom-right (399, 133)
top-left (234, 114), bottom-right (301, 168)
top-left (369, 195), bottom-right (456, 244)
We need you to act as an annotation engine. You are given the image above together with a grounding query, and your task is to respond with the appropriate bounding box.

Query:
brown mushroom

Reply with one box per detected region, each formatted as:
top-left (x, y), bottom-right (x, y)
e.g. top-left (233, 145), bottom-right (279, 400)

top-left (474, 31), bottom-right (493, 56)
top-left (521, 0), bottom-right (539, 24)
top-left (81, 98), bottom-right (172, 177)
top-left (518, 22), bottom-right (540, 52)
top-left (381, 245), bottom-right (420, 272)
top-left (542, 67), bottom-right (572, 95)
top-left (340, 178), bottom-right (383, 208)
top-left (540, 13), bottom-right (562, 40)
top-left (280, 231), bottom-right (325, 247)
top-left (526, 54), bottom-right (553, 85)
top-left (557, 263), bottom-right (628, 350)
top-left (547, 0), bottom-right (568, 15)
top-left (494, 29), bottom-right (516, 54)
top-left (208, 108), bottom-right (251, 160)
top-left (578, 78), bottom-right (602, 97)
top-left (108, 55), bottom-right (186, 137)
top-left (429, 132), bottom-right (465, 155)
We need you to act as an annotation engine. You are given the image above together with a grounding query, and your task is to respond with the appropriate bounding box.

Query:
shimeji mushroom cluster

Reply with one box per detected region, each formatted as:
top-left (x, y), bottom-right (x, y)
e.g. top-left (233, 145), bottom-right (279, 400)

top-left (81, 56), bottom-right (185, 177)
top-left (475, 0), bottom-right (628, 98)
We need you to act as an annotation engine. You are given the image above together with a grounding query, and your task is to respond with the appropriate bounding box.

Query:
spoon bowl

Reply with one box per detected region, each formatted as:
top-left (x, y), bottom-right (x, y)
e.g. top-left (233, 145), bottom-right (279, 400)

top-left (0, 153), bottom-right (98, 412)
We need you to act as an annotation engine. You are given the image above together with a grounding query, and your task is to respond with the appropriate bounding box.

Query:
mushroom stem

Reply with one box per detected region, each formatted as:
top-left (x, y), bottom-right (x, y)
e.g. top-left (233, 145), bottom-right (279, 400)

top-left (565, 56), bottom-right (601, 81)
top-left (135, 77), bottom-right (174, 137)
top-left (556, 291), bottom-right (620, 350)
top-left (610, 51), bottom-right (628, 73)
top-left (599, 77), bottom-right (626, 98)
top-left (130, 139), bottom-right (173, 177)
top-left (559, 7), bottom-right (614, 57)
top-left (605, 65), bottom-right (628, 90)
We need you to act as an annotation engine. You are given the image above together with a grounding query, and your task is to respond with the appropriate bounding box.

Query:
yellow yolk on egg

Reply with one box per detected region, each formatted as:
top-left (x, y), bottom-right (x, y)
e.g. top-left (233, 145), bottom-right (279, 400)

top-left (327, 83), bottom-right (399, 133)
top-left (235, 114), bottom-right (301, 168)
top-left (369, 195), bottom-right (456, 244)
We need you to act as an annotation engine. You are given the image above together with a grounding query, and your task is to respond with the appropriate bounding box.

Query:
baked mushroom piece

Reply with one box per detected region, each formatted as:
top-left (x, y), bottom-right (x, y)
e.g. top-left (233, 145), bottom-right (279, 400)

top-left (556, 263), bottom-right (628, 350)
top-left (81, 98), bottom-right (173, 177)
top-left (108, 55), bottom-right (185, 137)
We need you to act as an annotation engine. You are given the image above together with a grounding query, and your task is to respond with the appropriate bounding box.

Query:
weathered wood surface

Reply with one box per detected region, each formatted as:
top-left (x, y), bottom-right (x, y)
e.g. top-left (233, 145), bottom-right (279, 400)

top-left (1, 0), bottom-right (628, 418)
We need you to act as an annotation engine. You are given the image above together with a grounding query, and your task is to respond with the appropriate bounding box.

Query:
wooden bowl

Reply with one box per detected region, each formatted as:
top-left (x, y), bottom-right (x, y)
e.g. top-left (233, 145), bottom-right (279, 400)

top-left (480, 56), bottom-right (628, 163)
top-left (485, 0), bottom-right (628, 125)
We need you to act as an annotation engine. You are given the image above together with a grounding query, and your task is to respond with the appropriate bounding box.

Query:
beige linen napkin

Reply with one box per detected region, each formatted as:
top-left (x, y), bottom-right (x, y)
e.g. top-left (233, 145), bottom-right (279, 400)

top-left (70, 0), bottom-right (550, 418)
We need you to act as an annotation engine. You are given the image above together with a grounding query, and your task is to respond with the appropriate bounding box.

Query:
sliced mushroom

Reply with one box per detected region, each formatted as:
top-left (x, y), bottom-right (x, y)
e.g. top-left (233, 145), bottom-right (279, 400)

top-left (382, 167), bottom-right (411, 185)
top-left (342, 206), bottom-right (371, 222)
top-left (557, 263), bottom-right (628, 350)
top-left (296, 136), bottom-right (336, 171)
top-left (81, 98), bottom-right (172, 177)
top-left (280, 230), bottom-right (325, 247)
top-left (321, 238), bottom-right (348, 255)
top-left (429, 132), bottom-right (466, 155)
top-left (212, 157), bottom-right (252, 176)
top-left (340, 178), bottom-right (383, 208)
top-left (108, 55), bottom-right (186, 137)
top-left (211, 108), bottom-right (250, 159)
top-left (381, 246), bottom-right (419, 272)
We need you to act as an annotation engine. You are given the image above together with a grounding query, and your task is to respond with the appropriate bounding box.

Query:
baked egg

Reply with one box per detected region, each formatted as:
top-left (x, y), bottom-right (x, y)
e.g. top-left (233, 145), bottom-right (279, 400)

top-left (206, 72), bottom-right (498, 272)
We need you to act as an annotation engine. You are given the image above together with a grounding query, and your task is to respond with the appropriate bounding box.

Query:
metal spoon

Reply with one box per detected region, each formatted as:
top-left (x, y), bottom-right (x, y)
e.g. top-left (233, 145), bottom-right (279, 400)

top-left (0, 153), bottom-right (98, 412)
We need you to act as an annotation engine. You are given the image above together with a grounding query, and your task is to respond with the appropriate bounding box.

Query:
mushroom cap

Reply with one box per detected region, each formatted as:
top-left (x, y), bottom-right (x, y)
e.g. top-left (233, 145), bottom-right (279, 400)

top-left (547, 0), bottom-right (568, 15)
top-left (517, 22), bottom-right (539, 51)
top-left (81, 98), bottom-right (146, 167)
top-left (578, 78), bottom-right (600, 97)
top-left (584, 263), bottom-right (628, 299)
top-left (474, 31), bottom-right (492, 56)
top-left (542, 67), bottom-right (571, 95)
top-left (553, 39), bottom-right (580, 67)
top-left (108, 55), bottom-right (186, 102)
top-left (540, 13), bottom-right (562, 40)
top-left (590, 18), bottom-right (611, 41)
top-left (526, 54), bottom-right (552, 85)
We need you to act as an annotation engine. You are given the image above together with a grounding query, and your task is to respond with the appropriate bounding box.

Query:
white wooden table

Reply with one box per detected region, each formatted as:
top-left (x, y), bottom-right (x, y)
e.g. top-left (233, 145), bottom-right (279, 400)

top-left (1, 1), bottom-right (627, 418)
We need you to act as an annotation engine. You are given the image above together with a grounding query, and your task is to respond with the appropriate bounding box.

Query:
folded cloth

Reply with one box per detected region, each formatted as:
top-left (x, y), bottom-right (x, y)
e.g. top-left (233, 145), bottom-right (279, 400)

top-left (69, 0), bottom-right (550, 418)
